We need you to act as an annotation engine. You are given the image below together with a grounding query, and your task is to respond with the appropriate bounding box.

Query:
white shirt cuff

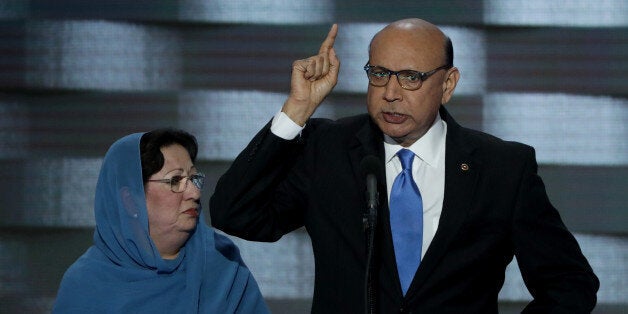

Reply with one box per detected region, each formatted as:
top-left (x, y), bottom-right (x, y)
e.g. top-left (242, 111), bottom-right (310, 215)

top-left (270, 111), bottom-right (304, 140)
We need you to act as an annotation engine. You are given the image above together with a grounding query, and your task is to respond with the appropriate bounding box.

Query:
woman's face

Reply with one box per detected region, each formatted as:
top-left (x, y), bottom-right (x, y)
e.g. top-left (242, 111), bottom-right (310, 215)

top-left (144, 144), bottom-right (201, 245)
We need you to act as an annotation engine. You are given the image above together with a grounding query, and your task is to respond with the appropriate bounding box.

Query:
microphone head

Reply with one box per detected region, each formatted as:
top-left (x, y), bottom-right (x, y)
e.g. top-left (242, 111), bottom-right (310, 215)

top-left (361, 155), bottom-right (381, 216)
top-left (360, 155), bottom-right (381, 178)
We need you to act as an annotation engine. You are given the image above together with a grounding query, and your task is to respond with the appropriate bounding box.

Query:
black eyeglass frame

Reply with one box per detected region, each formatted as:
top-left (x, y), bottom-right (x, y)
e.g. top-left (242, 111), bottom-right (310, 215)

top-left (363, 62), bottom-right (451, 91)
top-left (147, 172), bottom-right (205, 193)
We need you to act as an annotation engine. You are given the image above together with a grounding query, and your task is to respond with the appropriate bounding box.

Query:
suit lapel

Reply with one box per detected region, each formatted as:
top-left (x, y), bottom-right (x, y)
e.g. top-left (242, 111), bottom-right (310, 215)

top-left (409, 107), bottom-right (480, 295)
top-left (348, 118), bottom-right (384, 188)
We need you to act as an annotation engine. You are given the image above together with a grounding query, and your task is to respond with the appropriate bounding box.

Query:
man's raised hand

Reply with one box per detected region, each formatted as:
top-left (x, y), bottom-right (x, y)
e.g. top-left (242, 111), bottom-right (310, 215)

top-left (282, 24), bottom-right (340, 126)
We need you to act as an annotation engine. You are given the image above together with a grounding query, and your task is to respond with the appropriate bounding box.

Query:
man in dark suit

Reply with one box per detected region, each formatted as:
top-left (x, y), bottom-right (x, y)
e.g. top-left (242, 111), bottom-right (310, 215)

top-left (210, 18), bottom-right (599, 313)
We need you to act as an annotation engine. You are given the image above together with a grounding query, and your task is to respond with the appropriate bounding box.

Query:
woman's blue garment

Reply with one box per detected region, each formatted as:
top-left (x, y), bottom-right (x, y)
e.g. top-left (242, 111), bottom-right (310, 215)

top-left (53, 133), bottom-right (268, 313)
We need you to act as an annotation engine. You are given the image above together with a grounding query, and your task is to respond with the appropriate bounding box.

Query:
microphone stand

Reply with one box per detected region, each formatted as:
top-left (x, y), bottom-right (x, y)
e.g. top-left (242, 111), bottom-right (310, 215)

top-left (364, 174), bottom-right (378, 314)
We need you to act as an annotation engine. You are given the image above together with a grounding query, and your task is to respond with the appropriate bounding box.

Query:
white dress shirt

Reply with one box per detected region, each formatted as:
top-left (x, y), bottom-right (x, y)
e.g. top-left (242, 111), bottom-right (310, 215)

top-left (383, 114), bottom-right (446, 258)
top-left (270, 111), bottom-right (447, 258)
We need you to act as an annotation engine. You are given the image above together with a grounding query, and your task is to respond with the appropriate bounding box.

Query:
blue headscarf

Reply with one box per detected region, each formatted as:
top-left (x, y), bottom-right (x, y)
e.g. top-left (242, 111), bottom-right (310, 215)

top-left (53, 133), bottom-right (268, 313)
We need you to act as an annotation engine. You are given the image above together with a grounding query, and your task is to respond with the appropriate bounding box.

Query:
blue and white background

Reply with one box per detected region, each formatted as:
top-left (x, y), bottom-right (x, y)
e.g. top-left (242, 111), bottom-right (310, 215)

top-left (0, 1), bottom-right (626, 313)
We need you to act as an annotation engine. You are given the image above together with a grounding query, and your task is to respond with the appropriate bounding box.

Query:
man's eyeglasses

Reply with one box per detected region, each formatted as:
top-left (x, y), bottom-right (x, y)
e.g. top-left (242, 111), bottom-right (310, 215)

top-left (364, 63), bottom-right (450, 91)
top-left (148, 172), bottom-right (205, 193)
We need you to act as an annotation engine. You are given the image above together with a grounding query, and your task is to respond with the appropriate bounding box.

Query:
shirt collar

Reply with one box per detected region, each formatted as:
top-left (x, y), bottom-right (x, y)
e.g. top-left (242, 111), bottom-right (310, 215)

top-left (383, 113), bottom-right (446, 168)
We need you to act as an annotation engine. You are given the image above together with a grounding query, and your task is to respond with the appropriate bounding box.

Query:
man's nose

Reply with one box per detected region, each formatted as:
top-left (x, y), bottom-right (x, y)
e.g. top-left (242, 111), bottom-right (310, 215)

top-left (383, 74), bottom-right (403, 101)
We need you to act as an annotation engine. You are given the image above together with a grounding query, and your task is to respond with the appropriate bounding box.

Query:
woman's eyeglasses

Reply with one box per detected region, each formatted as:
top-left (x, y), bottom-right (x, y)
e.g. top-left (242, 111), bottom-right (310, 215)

top-left (148, 173), bottom-right (205, 193)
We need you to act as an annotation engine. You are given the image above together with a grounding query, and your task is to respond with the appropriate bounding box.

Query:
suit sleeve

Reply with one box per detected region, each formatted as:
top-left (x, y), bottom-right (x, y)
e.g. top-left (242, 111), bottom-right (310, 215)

top-left (209, 122), bottom-right (309, 242)
top-left (512, 147), bottom-right (599, 313)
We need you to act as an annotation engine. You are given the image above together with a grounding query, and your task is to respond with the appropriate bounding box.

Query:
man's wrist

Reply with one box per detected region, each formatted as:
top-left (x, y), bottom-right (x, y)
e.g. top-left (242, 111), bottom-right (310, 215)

top-left (270, 111), bottom-right (304, 140)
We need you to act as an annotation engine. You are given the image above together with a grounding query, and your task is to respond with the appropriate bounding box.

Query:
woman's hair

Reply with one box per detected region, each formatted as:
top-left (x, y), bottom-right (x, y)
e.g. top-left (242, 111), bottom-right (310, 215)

top-left (139, 128), bottom-right (198, 183)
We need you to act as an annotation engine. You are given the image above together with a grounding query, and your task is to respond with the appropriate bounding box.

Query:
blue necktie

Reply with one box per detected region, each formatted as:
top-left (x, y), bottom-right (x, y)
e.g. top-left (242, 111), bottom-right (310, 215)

top-left (390, 149), bottom-right (423, 295)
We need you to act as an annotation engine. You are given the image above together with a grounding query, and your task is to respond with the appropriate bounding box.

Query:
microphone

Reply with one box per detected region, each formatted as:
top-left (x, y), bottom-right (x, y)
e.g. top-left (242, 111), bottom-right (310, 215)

top-left (361, 155), bottom-right (381, 228)
top-left (360, 155), bottom-right (381, 314)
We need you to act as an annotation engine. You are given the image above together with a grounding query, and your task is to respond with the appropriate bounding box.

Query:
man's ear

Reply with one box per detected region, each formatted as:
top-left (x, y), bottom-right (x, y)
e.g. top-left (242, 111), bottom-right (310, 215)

top-left (441, 67), bottom-right (460, 104)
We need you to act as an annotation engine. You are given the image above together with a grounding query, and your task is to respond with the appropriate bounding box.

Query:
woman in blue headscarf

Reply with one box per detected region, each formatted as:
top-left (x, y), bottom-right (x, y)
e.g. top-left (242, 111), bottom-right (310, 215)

top-left (53, 129), bottom-right (269, 313)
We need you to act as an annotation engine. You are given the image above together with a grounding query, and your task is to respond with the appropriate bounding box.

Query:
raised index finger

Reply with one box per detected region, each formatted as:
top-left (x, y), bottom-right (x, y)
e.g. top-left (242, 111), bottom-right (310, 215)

top-left (318, 24), bottom-right (338, 55)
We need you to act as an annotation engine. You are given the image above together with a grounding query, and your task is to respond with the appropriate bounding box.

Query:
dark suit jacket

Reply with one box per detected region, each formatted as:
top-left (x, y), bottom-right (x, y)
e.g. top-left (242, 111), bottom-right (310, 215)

top-left (210, 107), bottom-right (599, 313)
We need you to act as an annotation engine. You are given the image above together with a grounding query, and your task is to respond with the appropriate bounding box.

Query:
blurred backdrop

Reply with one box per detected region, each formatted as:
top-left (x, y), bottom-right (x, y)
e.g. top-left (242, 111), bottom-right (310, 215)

top-left (1, 0), bottom-right (627, 313)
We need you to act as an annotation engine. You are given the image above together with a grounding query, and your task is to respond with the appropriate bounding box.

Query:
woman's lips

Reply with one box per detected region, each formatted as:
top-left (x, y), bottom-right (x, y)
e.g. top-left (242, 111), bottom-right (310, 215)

top-left (382, 112), bottom-right (408, 124)
top-left (184, 208), bottom-right (199, 218)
